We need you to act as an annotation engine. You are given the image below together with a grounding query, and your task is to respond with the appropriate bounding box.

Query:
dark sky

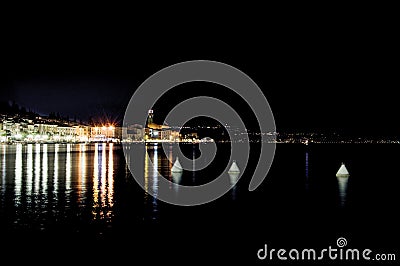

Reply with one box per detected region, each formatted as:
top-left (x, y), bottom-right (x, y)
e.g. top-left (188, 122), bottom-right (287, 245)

top-left (1, 10), bottom-right (398, 134)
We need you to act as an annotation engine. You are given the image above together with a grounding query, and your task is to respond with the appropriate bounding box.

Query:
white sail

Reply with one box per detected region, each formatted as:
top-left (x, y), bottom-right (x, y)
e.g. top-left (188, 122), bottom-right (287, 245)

top-left (336, 163), bottom-right (349, 177)
top-left (171, 157), bottom-right (183, 173)
top-left (228, 160), bottom-right (240, 173)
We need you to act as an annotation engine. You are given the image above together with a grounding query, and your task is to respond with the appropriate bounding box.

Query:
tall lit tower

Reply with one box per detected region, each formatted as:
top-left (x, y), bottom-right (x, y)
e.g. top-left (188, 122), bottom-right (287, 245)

top-left (147, 109), bottom-right (154, 126)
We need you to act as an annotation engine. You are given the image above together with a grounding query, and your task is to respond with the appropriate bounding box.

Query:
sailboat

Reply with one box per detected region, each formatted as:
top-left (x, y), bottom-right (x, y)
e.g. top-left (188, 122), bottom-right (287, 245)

top-left (336, 162), bottom-right (350, 177)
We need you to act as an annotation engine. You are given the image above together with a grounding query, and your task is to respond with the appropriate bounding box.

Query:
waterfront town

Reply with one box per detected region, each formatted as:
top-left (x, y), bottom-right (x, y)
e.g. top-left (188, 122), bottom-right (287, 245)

top-left (0, 109), bottom-right (191, 143)
top-left (1, 106), bottom-right (398, 145)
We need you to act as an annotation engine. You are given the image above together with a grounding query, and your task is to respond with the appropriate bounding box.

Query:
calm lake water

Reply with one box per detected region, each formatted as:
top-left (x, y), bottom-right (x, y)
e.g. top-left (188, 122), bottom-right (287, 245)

top-left (0, 143), bottom-right (398, 264)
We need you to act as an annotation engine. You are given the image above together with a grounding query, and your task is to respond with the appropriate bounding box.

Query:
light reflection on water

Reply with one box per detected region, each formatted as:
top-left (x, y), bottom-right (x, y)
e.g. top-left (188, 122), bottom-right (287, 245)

top-left (66, 144), bottom-right (71, 194)
top-left (228, 172), bottom-right (239, 200)
top-left (0, 142), bottom-right (396, 265)
top-left (54, 144), bottom-right (59, 195)
top-left (42, 144), bottom-right (48, 195)
top-left (144, 145), bottom-right (159, 220)
top-left (78, 144), bottom-right (86, 202)
top-left (27, 144), bottom-right (33, 197)
top-left (35, 143), bottom-right (40, 194)
top-left (2, 145), bottom-right (6, 194)
top-left (0, 143), bottom-right (352, 232)
top-left (108, 143), bottom-right (114, 209)
top-left (0, 143), bottom-right (384, 243)
top-left (337, 176), bottom-right (349, 206)
top-left (303, 148), bottom-right (349, 207)
top-left (0, 143), bottom-right (118, 228)
top-left (92, 143), bottom-right (114, 221)
top-left (15, 144), bottom-right (22, 203)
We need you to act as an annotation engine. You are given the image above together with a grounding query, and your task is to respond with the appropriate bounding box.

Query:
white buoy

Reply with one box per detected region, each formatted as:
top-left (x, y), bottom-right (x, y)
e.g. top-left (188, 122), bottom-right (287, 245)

top-left (172, 171), bottom-right (183, 183)
top-left (336, 163), bottom-right (350, 177)
top-left (228, 160), bottom-right (240, 173)
top-left (228, 172), bottom-right (240, 185)
top-left (171, 157), bottom-right (183, 173)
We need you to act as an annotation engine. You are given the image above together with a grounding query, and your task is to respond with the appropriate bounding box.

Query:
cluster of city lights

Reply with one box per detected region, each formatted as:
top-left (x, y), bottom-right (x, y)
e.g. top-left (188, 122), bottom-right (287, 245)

top-left (90, 124), bottom-right (116, 142)
top-left (93, 125), bottom-right (115, 131)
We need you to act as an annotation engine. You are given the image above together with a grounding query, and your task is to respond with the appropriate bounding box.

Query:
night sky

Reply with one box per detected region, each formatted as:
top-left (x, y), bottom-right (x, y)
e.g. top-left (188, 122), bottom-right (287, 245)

top-left (1, 11), bottom-right (398, 135)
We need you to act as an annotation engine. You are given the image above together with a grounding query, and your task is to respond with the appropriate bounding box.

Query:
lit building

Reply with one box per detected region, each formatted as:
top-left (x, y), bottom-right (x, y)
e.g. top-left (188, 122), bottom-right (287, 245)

top-left (90, 125), bottom-right (115, 141)
top-left (183, 132), bottom-right (198, 141)
top-left (144, 110), bottom-right (181, 142)
top-left (36, 123), bottom-right (58, 135)
top-left (147, 109), bottom-right (154, 125)
top-left (160, 129), bottom-right (180, 141)
top-left (2, 120), bottom-right (14, 131)
top-left (75, 126), bottom-right (90, 141)
top-left (127, 124), bottom-right (144, 141)
top-left (57, 126), bottom-right (75, 137)
top-left (26, 124), bottom-right (35, 134)
top-left (114, 127), bottom-right (127, 140)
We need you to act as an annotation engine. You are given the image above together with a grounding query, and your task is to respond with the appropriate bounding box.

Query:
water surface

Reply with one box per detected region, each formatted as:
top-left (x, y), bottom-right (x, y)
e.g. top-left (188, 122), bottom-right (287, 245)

top-left (0, 143), bottom-right (398, 263)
